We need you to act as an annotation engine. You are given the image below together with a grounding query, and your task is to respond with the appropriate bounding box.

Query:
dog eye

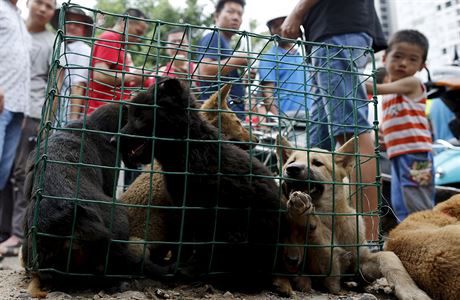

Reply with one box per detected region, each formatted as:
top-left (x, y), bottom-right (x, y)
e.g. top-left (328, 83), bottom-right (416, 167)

top-left (311, 159), bottom-right (323, 167)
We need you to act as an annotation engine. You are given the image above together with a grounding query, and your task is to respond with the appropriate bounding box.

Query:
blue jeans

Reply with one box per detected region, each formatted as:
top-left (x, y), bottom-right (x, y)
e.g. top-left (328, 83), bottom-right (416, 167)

top-left (391, 152), bottom-right (435, 222)
top-left (308, 32), bottom-right (372, 150)
top-left (0, 110), bottom-right (24, 190)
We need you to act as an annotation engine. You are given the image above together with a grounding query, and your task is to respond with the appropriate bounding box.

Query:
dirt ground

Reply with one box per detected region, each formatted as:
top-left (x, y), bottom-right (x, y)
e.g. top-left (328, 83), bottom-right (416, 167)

top-left (0, 256), bottom-right (399, 300)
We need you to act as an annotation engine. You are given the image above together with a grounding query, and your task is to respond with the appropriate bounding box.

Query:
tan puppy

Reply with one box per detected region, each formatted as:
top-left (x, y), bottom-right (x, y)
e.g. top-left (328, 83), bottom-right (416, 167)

top-left (120, 84), bottom-right (257, 262)
top-left (274, 190), bottom-right (352, 296)
top-left (276, 137), bottom-right (431, 300)
top-left (386, 194), bottom-right (460, 300)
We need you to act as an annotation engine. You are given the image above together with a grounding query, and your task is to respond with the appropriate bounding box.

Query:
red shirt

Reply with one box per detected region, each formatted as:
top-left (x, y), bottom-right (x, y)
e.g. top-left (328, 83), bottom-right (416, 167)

top-left (87, 31), bottom-right (133, 114)
top-left (144, 61), bottom-right (197, 88)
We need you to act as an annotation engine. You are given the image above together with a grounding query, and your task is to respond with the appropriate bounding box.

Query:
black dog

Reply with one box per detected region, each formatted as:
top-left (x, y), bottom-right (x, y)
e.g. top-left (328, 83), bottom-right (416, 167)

top-left (117, 79), bottom-right (287, 286)
top-left (22, 104), bottom-right (170, 298)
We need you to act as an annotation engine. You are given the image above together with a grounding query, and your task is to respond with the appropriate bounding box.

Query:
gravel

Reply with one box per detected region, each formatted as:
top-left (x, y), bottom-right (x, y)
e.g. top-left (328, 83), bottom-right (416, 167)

top-left (0, 256), bottom-right (397, 300)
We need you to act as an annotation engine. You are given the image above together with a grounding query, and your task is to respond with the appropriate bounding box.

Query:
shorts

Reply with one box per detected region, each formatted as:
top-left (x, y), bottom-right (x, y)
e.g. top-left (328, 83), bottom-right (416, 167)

top-left (308, 32), bottom-right (372, 150)
top-left (391, 152), bottom-right (435, 222)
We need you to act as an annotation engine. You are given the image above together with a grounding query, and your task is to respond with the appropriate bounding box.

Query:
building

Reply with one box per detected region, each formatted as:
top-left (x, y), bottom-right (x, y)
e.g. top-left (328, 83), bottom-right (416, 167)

top-left (375, 0), bottom-right (398, 40)
top-left (393, 0), bottom-right (460, 67)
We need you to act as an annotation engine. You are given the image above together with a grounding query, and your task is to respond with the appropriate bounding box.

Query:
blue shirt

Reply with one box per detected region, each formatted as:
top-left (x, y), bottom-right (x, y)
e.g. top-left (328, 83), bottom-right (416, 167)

top-left (197, 31), bottom-right (245, 112)
top-left (258, 46), bottom-right (312, 114)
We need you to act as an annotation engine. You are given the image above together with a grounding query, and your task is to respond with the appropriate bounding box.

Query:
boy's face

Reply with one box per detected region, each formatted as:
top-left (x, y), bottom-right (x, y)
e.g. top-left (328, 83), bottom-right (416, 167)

top-left (166, 31), bottom-right (189, 57)
top-left (65, 15), bottom-right (87, 38)
top-left (127, 19), bottom-right (148, 43)
top-left (214, 1), bottom-right (243, 31)
top-left (27, 0), bottom-right (55, 27)
top-left (383, 42), bottom-right (426, 82)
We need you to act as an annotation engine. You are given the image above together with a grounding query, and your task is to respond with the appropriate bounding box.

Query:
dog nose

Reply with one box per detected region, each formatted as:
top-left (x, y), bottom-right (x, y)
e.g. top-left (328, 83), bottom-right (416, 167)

top-left (285, 163), bottom-right (305, 177)
top-left (252, 135), bottom-right (259, 144)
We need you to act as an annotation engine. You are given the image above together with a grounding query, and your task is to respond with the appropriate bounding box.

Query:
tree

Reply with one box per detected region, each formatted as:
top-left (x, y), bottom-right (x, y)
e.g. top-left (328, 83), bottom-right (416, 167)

top-left (94, 0), bottom-right (213, 68)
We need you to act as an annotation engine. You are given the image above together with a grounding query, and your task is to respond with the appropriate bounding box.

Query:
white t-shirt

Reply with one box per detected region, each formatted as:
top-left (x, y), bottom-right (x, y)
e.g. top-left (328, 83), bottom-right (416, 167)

top-left (0, 1), bottom-right (31, 113)
top-left (58, 40), bottom-right (91, 124)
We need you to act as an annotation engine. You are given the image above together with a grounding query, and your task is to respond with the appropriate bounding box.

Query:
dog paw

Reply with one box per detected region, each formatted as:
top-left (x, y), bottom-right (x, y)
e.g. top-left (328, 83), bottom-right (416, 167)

top-left (395, 288), bottom-right (432, 300)
top-left (324, 276), bottom-right (342, 294)
top-left (293, 276), bottom-right (312, 292)
top-left (273, 277), bottom-right (294, 297)
top-left (288, 191), bottom-right (314, 216)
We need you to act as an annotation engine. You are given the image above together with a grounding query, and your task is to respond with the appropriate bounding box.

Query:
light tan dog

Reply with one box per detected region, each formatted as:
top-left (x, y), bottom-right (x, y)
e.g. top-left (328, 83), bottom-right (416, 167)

top-left (274, 190), bottom-right (352, 295)
top-left (275, 137), bottom-right (431, 300)
top-left (120, 84), bottom-right (258, 263)
top-left (386, 194), bottom-right (460, 300)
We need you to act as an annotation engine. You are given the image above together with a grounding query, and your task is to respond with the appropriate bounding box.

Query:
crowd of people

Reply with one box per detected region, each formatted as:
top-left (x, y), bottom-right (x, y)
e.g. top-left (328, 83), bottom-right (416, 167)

top-left (0, 0), bottom-right (446, 260)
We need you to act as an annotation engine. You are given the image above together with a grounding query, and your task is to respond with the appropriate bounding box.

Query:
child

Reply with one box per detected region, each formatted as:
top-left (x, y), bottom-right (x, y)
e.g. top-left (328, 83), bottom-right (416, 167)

top-left (366, 30), bottom-right (434, 222)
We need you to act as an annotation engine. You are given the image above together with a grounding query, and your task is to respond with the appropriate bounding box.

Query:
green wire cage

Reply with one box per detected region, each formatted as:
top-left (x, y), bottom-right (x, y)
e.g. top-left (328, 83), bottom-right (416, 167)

top-left (24, 2), bottom-right (382, 288)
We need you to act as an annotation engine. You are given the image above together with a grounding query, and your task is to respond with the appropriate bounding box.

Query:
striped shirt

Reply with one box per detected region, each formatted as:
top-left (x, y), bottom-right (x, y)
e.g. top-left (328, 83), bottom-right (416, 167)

top-left (381, 83), bottom-right (432, 159)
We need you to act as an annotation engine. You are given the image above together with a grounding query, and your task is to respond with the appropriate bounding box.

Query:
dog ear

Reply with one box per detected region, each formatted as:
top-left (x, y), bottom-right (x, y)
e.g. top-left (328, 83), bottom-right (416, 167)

top-left (201, 84), bottom-right (231, 112)
top-left (276, 134), bottom-right (293, 166)
top-left (218, 84), bottom-right (231, 110)
top-left (334, 137), bottom-right (357, 171)
top-left (158, 78), bottom-right (190, 108)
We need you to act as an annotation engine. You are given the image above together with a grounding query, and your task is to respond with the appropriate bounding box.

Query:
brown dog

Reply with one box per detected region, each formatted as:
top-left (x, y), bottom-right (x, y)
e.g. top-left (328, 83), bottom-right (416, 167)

top-left (120, 84), bottom-right (257, 263)
top-left (274, 190), bottom-right (352, 296)
top-left (275, 137), bottom-right (431, 300)
top-left (386, 194), bottom-right (460, 300)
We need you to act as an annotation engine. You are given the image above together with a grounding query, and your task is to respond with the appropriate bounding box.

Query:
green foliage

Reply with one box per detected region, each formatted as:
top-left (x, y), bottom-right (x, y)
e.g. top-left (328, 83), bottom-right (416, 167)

top-left (94, 0), bottom-right (214, 69)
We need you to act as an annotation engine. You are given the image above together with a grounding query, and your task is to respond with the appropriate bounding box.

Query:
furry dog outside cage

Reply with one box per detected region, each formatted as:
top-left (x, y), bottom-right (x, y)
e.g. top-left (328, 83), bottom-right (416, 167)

top-left (19, 3), bottom-right (423, 299)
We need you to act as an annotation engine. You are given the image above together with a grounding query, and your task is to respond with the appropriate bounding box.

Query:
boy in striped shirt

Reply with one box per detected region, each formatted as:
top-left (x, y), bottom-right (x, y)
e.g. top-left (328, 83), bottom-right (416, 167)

top-left (366, 30), bottom-right (434, 222)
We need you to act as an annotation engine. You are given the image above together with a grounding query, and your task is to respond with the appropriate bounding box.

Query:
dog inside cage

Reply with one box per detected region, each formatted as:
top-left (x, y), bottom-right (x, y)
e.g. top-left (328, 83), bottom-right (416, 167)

top-left (20, 4), bottom-right (429, 300)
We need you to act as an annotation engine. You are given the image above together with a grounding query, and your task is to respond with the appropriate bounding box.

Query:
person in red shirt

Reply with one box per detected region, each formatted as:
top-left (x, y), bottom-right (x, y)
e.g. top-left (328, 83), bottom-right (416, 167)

top-left (87, 8), bottom-right (148, 114)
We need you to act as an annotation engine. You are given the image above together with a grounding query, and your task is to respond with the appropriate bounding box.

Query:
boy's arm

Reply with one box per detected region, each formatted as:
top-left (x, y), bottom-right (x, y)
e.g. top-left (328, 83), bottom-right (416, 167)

top-left (260, 82), bottom-right (279, 115)
top-left (199, 56), bottom-right (248, 77)
top-left (365, 76), bottom-right (423, 98)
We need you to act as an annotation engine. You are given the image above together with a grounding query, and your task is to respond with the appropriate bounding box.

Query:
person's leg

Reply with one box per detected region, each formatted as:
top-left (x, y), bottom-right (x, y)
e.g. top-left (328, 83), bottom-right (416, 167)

top-left (0, 110), bottom-right (14, 238)
top-left (391, 155), bottom-right (411, 221)
top-left (307, 65), bottom-right (333, 151)
top-left (0, 110), bottom-right (14, 189)
top-left (0, 181), bottom-right (14, 239)
top-left (399, 153), bottom-right (435, 218)
top-left (337, 131), bottom-right (378, 241)
top-left (0, 112), bottom-right (23, 190)
top-left (11, 117), bottom-right (40, 240)
top-left (0, 112), bottom-right (25, 254)
top-left (315, 32), bottom-right (378, 241)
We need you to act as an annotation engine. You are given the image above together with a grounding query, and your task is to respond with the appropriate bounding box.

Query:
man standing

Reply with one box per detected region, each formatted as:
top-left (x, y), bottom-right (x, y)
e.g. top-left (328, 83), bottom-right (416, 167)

top-left (87, 8), bottom-right (147, 114)
top-left (0, 0), bottom-right (30, 198)
top-left (0, 0), bottom-right (55, 258)
top-left (258, 16), bottom-right (312, 118)
top-left (197, 0), bottom-right (248, 116)
top-left (281, 0), bottom-right (387, 241)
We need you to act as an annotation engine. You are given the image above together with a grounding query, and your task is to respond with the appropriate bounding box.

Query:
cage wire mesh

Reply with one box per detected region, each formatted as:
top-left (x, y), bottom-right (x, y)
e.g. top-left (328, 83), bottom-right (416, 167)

top-left (26, 3), bottom-right (381, 283)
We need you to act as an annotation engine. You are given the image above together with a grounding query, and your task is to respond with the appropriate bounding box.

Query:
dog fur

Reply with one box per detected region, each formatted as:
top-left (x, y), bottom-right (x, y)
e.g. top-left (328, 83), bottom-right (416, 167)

top-left (386, 194), bottom-right (460, 300)
top-left (273, 190), bottom-right (352, 296)
top-left (22, 104), bottom-right (169, 298)
top-left (116, 78), bottom-right (286, 286)
top-left (120, 84), bottom-right (257, 263)
top-left (276, 137), bottom-right (431, 300)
